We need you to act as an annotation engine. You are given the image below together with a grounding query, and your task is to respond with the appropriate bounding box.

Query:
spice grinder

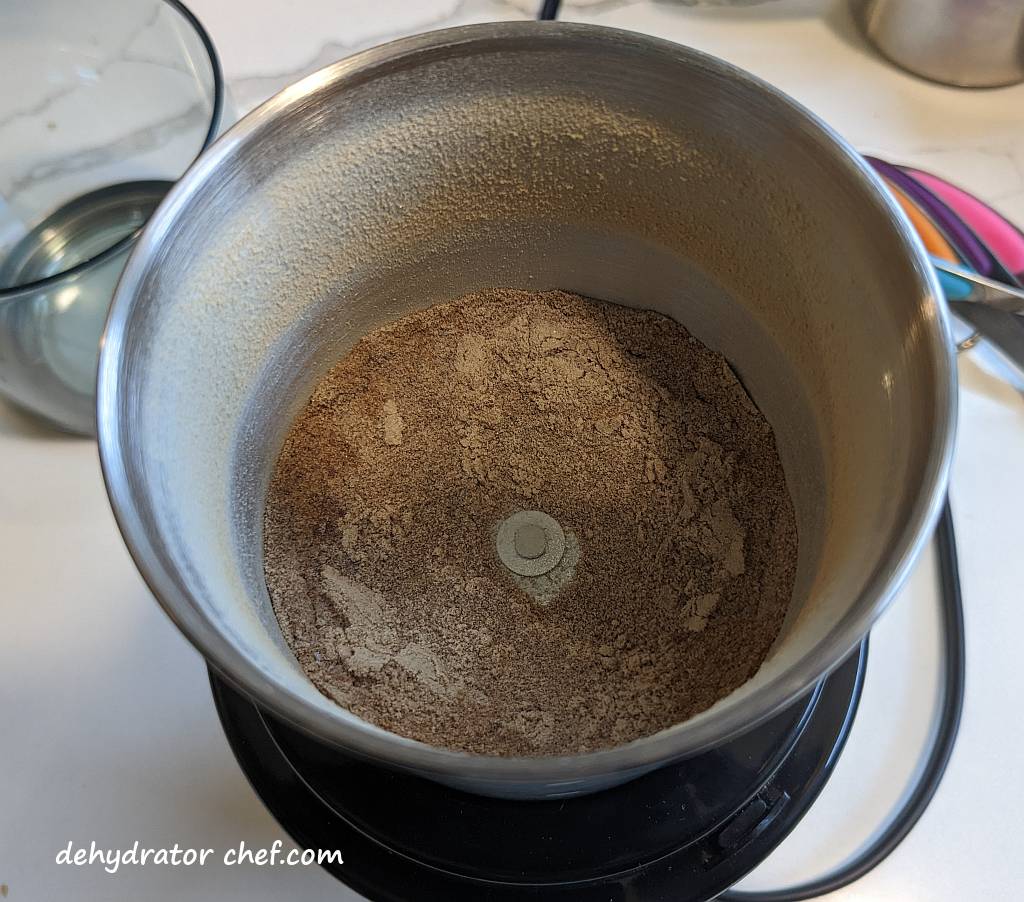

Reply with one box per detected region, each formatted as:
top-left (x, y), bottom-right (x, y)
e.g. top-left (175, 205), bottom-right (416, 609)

top-left (97, 22), bottom-right (955, 799)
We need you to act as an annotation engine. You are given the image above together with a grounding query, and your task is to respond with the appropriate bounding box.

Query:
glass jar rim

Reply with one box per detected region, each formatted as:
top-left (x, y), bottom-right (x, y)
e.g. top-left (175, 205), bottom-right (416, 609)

top-left (0, 0), bottom-right (225, 300)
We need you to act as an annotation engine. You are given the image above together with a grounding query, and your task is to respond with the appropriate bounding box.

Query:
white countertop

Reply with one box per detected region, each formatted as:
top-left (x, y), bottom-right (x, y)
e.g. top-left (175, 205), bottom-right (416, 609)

top-left (3, 1), bottom-right (1024, 900)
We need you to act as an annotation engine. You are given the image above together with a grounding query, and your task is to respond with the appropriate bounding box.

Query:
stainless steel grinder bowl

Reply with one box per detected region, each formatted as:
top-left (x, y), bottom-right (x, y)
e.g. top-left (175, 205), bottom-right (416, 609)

top-left (97, 22), bottom-right (956, 799)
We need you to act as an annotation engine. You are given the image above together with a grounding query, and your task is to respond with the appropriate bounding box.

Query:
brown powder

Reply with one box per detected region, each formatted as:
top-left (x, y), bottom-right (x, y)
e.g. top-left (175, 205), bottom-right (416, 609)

top-left (263, 289), bottom-right (797, 756)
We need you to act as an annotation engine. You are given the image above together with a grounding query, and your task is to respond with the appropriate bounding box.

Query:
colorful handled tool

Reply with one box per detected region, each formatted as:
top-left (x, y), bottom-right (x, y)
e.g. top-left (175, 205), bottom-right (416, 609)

top-left (907, 168), bottom-right (1024, 280)
top-left (869, 156), bottom-right (1024, 369)
top-left (931, 256), bottom-right (1024, 314)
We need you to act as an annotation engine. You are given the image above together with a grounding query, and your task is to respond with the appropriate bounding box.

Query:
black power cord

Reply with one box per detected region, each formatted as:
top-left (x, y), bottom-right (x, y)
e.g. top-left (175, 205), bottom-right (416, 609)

top-left (538, 0), bottom-right (561, 21)
top-left (720, 499), bottom-right (965, 900)
top-left (534, 3), bottom-right (966, 895)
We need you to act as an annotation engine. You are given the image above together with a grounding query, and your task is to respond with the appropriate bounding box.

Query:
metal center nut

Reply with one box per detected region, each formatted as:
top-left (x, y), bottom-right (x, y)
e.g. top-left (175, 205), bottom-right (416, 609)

top-left (513, 523), bottom-right (547, 560)
top-left (497, 510), bottom-right (566, 577)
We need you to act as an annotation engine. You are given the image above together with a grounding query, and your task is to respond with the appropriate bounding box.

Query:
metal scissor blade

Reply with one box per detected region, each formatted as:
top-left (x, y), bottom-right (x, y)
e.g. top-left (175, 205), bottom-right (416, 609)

top-left (932, 258), bottom-right (1024, 315)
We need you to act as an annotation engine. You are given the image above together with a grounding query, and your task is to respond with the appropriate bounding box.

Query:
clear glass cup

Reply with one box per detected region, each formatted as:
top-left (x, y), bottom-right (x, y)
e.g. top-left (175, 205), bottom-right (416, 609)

top-left (0, 0), bottom-right (224, 434)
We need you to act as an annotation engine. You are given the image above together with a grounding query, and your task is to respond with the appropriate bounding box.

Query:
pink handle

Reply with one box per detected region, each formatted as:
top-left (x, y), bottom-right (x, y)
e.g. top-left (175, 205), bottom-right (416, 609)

top-left (908, 168), bottom-right (1024, 277)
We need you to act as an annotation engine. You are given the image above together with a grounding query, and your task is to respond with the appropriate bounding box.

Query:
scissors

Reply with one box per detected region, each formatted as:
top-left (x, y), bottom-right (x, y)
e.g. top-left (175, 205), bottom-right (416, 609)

top-left (869, 157), bottom-right (1024, 367)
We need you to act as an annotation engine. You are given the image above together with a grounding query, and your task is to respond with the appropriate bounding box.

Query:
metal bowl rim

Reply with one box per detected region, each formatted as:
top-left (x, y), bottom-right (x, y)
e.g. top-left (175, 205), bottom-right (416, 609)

top-left (96, 20), bottom-right (957, 785)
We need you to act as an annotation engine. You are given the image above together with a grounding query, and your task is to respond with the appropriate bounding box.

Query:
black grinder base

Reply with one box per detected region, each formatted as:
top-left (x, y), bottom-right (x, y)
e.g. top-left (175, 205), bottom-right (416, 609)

top-left (210, 643), bottom-right (866, 902)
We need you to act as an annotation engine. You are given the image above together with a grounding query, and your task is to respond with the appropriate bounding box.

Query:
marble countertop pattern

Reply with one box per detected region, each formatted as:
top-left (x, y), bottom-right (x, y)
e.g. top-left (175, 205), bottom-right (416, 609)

top-left (2, 1), bottom-right (1023, 900)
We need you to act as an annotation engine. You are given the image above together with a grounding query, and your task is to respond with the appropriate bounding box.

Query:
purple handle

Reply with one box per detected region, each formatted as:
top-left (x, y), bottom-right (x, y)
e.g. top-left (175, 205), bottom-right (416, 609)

top-left (865, 156), bottom-right (993, 276)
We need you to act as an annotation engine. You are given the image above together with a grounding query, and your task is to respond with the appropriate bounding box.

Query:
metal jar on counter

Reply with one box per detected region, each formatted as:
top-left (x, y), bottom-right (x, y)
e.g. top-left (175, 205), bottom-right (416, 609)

top-left (854, 0), bottom-right (1024, 88)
